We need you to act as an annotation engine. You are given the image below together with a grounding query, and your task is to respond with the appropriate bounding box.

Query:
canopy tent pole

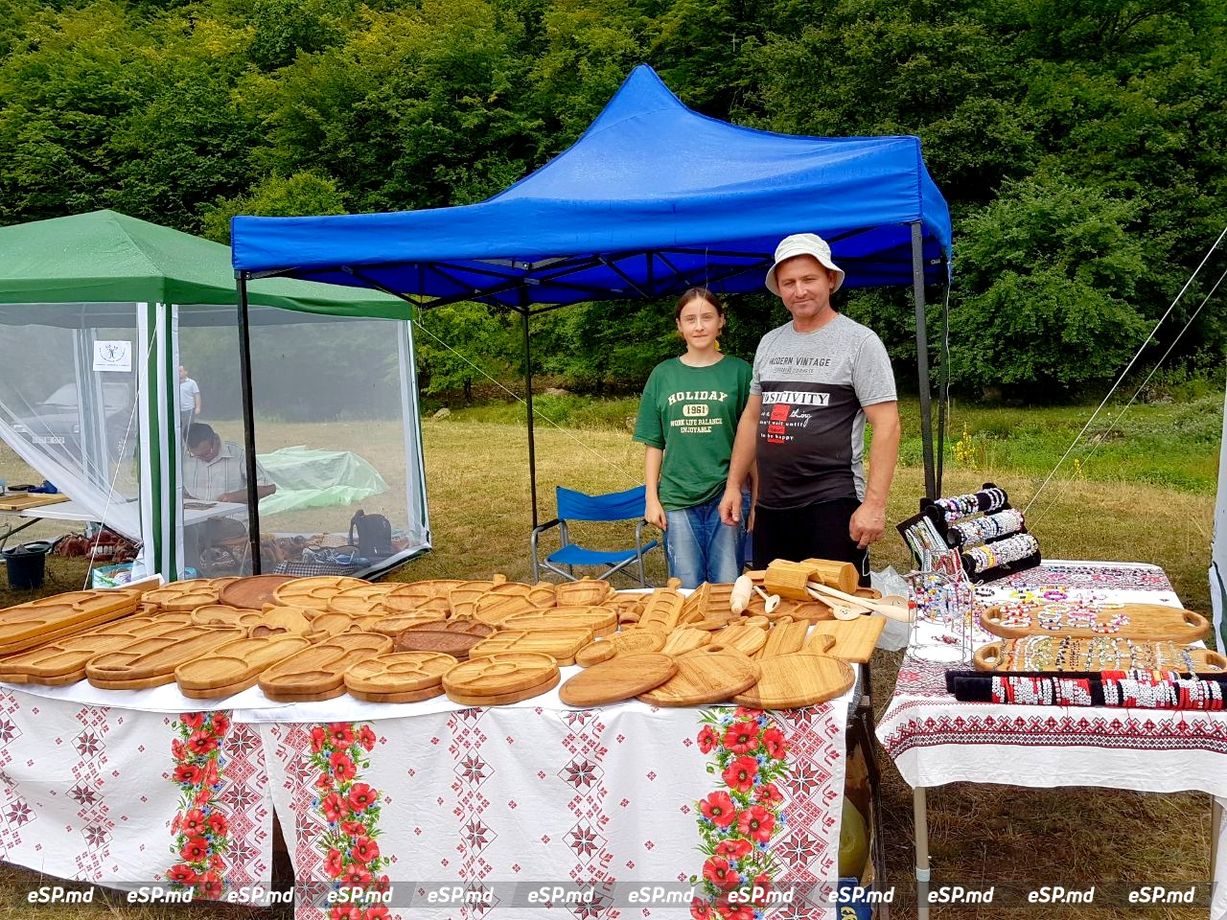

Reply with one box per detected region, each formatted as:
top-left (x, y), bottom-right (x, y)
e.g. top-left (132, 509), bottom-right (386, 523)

top-left (521, 307), bottom-right (539, 529)
top-left (936, 285), bottom-right (951, 496)
top-left (911, 222), bottom-right (937, 499)
top-left (236, 273), bottom-right (263, 574)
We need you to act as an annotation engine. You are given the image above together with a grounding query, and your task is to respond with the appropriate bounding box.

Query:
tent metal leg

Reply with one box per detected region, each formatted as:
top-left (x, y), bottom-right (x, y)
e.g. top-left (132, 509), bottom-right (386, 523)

top-left (522, 309), bottom-right (539, 530)
top-left (914, 787), bottom-right (931, 919)
top-left (236, 273), bottom-right (263, 574)
top-left (910, 223), bottom-right (936, 499)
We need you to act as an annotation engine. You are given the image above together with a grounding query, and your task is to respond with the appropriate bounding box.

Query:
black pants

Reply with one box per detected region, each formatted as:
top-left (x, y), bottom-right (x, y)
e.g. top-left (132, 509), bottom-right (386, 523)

top-left (752, 497), bottom-right (870, 586)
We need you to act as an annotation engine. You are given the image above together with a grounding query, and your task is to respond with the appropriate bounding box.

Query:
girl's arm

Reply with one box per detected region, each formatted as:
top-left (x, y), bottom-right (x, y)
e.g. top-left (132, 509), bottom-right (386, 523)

top-left (644, 446), bottom-right (667, 530)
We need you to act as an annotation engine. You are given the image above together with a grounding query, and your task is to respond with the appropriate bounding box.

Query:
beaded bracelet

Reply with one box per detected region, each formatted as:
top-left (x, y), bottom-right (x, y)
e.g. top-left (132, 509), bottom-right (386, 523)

top-left (952, 508), bottom-right (1026, 545)
top-left (967, 533), bottom-right (1039, 573)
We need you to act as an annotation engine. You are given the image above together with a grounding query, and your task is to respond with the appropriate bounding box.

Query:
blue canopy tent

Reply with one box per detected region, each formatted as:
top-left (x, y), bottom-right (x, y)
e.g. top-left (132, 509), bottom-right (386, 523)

top-left (231, 65), bottom-right (953, 566)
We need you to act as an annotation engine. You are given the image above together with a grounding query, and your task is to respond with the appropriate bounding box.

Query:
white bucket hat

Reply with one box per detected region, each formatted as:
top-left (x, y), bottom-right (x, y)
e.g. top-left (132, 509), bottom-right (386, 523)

top-left (765, 233), bottom-right (845, 295)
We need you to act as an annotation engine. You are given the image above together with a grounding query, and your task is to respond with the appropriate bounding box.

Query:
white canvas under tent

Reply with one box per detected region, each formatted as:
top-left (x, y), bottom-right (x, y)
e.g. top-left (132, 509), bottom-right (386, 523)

top-left (0, 211), bottom-right (430, 581)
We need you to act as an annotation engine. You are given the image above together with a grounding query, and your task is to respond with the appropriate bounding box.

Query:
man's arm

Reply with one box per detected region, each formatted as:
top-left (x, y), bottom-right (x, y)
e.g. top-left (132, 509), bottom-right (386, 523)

top-left (193, 390), bottom-right (201, 415)
top-left (719, 394), bottom-right (761, 525)
top-left (849, 400), bottom-right (900, 549)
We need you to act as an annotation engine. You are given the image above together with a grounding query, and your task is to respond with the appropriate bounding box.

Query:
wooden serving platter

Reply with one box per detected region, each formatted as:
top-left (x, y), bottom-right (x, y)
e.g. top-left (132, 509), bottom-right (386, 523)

top-left (638, 648), bottom-right (759, 706)
top-left (258, 633), bottom-right (393, 700)
top-left (394, 620), bottom-right (494, 658)
top-left (248, 606), bottom-right (314, 638)
top-left (370, 611), bottom-right (447, 636)
top-left (0, 613), bottom-right (192, 685)
top-left (574, 630), bottom-right (665, 666)
top-left (85, 625), bottom-right (247, 689)
top-left (218, 575), bottom-right (296, 610)
top-left (0, 589), bottom-right (143, 655)
top-left (638, 586), bottom-right (686, 632)
top-left (273, 576), bottom-right (369, 613)
top-left (469, 629), bottom-right (593, 666)
top-left (191, 605), bottom-right (264, 630)
top-left (805, 616), bottom-right (887, 664)
top-left (175, 634), bottom-right (312, 698)
top-left (560, 653), bottom-right (677, 706)
top-left (980, 602), bottom-right (1211, 642)
top-left (746, 595), bottom-right (834, 621)
top-left (142, 579), bottom-right (223, 612)
top-left (344, 651), bottom-right (458, 703)
top-left (758, 620), bottom-right (812, 659)
top-left (498, 606), bottom-right (617, 637)
top-left (326, 583), bottom-right (405, 616)
top-left (732, 653), bottom-right (855, 708)
top-left (555, 578), bottom-right (612, 607)
top-left (443, 652), bottom-right (561, 706)
top-left (974, 638), bottom-right (1227, 674)
top-left (447, 576), bottom-right (508, 619)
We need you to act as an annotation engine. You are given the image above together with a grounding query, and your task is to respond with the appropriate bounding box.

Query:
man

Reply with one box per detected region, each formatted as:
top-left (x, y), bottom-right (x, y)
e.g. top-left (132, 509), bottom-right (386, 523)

top-left (178, 366), bottom-right (201, 438)
top-left (719, 233), bottom-right (900, 582)
top-left (184, 422), bottom-right (276, 503)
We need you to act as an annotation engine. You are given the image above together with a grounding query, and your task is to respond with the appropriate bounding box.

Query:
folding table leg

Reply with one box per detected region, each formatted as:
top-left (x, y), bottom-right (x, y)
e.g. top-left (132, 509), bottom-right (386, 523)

top-left (914, 787), bottom-right (931, 920)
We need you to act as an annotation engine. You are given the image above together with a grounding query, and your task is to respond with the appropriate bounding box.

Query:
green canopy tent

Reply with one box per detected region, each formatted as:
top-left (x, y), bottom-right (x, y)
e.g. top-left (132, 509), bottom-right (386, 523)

top-left (0, 210), bottom-right (430, 580)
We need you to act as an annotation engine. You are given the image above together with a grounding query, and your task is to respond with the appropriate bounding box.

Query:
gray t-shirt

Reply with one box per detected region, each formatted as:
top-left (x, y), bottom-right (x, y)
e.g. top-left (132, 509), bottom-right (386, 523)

top-left (750, 314), bottom-right (896, 508)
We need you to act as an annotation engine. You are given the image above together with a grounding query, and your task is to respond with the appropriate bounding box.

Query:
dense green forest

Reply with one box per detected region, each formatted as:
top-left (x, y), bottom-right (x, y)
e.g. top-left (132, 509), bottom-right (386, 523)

top-left (1, 0), bottom-right (1224, 400)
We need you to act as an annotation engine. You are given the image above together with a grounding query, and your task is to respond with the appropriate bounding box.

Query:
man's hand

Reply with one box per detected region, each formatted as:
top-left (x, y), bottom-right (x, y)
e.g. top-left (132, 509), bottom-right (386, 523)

top-left (718, 485), bottom-right (744, 526)
top-left (644, 496), bottom-right (667, 531)
top-left (849, 500), bottom-right (886, 549)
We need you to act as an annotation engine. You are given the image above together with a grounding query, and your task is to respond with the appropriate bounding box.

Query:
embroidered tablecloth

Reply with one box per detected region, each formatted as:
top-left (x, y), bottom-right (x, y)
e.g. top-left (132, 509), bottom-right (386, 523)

top-left (876, 559), bottom-right (1227, 919)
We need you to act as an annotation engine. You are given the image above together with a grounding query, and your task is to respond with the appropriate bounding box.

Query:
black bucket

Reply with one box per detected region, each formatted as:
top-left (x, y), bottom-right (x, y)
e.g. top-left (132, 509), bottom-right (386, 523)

top-left (3, 540), bottom-right (52, 591)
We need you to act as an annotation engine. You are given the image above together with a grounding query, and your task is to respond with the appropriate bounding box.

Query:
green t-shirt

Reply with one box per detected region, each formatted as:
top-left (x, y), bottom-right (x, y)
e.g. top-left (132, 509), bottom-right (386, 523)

top-left (633, 355), bottom-right (753, 511)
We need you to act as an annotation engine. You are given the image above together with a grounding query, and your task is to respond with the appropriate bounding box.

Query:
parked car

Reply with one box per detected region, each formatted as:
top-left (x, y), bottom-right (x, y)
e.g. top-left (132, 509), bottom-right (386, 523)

top-left (9, 381), bottom-right (135, 462)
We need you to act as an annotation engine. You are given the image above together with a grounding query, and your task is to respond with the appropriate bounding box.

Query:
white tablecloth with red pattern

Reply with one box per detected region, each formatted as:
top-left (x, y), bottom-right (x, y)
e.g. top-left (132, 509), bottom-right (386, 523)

top-left (875, 560), bottom-right (1227, 920)
top-left (0, 679), bottom-right (851, 920)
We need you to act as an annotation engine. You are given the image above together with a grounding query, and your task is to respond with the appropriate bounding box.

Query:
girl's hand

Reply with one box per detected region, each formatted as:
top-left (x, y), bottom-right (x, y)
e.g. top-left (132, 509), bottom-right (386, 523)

top-left (645, 496), bottom-right (667, 531)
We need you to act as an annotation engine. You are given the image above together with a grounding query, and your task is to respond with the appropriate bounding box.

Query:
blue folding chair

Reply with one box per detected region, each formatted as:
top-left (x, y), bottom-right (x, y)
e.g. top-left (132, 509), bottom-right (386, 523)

top-left (530, 485), bottom-right (660, 585)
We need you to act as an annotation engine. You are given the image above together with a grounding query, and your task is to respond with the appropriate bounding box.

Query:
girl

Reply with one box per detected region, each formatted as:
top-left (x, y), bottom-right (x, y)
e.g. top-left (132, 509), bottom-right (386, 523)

top-left (633, 287), bottom-right (753, 587)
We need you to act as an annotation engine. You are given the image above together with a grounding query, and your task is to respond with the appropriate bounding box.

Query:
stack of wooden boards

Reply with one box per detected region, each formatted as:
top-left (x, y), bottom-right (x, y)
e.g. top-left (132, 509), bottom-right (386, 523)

top-left (0, 560), bottom-right (896, 708)
top-left (974, 601), bottom-right (1225, 674)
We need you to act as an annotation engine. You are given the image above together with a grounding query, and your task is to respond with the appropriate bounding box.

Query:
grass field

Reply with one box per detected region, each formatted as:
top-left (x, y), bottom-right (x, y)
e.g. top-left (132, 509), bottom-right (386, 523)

top-left (0, 395), bottom-right (1222, 918)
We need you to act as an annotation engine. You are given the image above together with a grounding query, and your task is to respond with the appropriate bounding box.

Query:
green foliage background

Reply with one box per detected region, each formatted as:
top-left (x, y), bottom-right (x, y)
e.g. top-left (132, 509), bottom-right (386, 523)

top-left (1, 0), bottom-right (1223, 399)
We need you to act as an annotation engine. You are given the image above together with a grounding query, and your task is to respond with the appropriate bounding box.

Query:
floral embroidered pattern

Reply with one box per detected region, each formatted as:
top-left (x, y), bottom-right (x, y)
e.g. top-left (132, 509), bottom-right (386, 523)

top-left (166, 711), bottom-right (232, 898)
top-left (308, 722), bottom-right (391, 920)
top-left (691, 707), bottom-right (790, 919)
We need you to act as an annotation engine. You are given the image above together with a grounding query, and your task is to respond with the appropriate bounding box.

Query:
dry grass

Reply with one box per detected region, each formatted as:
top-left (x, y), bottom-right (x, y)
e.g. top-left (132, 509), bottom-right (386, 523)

top-left (0, 418), bottom-right (1221, 918)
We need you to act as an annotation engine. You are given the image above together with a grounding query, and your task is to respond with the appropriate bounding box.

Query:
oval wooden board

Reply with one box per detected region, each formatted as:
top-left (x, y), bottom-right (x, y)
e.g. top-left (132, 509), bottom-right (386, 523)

top-left (974, 640), bottom-right (1227, 674)
top-left (344, 651), bottom-right (458, 695)
top-left (258, 633), bottom-right (393, 699)
top-left (85, 625), bottom-right (247, 689)
top-left (0, 614), bottom-right (192, 685)
top-left (218, 575), bottom-right (296, 610)
top-left (0, 589), bottom-right (143, 654)
top-left (637, 650), bottom-right (759, 707)
top-left (980, 602), bottom-right (1211, 642)
top-left (498, 606), bottom-right (616, 637)
top-left (560, 653), bottom-right (677, 707)
top-left (394, 620), bottom-right (494, 657)
top-left (175, 635), bottom-right (312, 697)
top-left (371, 612), bottom-right (447, 636)
top-left (273, 576), bottom-right (369, 612)
top-left (574, 630), bottom-right (665, 667)
top-left (733, 653), bottom-right (855, 708)
top-left (445, 671), bottom-right (560, 706)
top-left (443, 652), bottom-right (559, 699)
top-left (555, 579), bottom-right (613, 607)
top-left (468, 629), bottom-right (593, 666)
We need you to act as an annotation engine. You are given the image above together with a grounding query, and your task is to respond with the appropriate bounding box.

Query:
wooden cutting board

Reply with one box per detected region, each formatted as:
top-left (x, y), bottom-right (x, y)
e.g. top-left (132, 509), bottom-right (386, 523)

top-left (218, 575), bottom-right (296, 610)
top-left (805, 616), bottom-right (887, 664)
top-left (175, 634), bottom-right (312, 698)
top-left (0, 613), bottom-right (192, 685)
top-left (974, 639), bottom-right (1227, 674)
top-left (678, 583), bottom-right (712, 624)
top-left (709, 623), bottom-right (768, 657)
top-left (980, 602), bottom-right (1211, 642)
top-left (637, 649), bottom-right (759, 706)
top-left (191, 605), bottom-right (264, 630)
top-left (344, 651), bottom-right (458, 702)
top-left (248, 606), bottom-right (315, 639)
top-left (327, 583), bottom-right (405, 615)
top-left (0, 492), bottom-right (68, 512)
top-left (394, 620), bottom-right (494, 658)
top-left (560, 653), bottom-right (678, 706)
top-left (498, 606), bottom-right (616, 637)
top-left (142, 579), bottom-right (223, 612)
top-left (273, 576), bottom-right (369, 613)
top-left (638, 587), bottom-right (686, 632)
top-left (443, 652), bottom-right (561, 706)
top-left (733, 653), bottom-right (855, 708)
top-left (258, 632), bottom-right (393, 700)
top-left (555, 578), bottom-right (612, 607)
top-left (85, 625), bottom-right (247, 689)
top-left (469, 628), bottom-right (593, 666)
top-left (758, 620), bottom-right (812, 659)
top-left (660, 627), bottom-right (711, 657)
top-left (574, 629), bottom-right (665, 666)
top-left (0, 589), bottom-right (143, 655)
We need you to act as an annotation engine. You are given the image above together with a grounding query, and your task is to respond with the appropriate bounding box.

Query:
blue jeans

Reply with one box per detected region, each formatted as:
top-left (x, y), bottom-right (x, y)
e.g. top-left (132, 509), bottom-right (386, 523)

top-left (665, 492), bottom-right (750, 588)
